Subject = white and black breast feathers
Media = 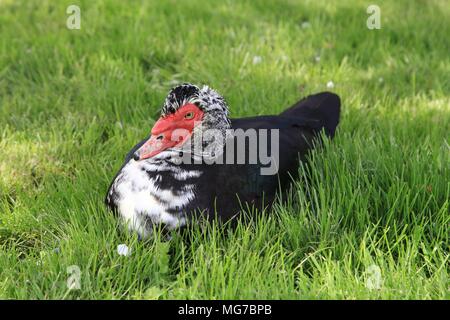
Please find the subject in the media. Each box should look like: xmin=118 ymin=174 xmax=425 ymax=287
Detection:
xmin=106 ymin=158 xmax=202 ymax=237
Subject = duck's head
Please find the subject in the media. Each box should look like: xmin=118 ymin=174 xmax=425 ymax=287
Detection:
xmin=134 ymin=83 xmax=231 ymax=161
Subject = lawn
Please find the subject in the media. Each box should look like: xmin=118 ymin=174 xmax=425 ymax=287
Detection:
xmin=0 ymin=0 xmax=449 ymax=299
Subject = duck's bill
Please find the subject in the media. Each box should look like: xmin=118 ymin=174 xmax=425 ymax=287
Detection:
xmin=133 ymin=134 xmax=178 ymax=161
xmin=134 ymin=129 xmax=192 ymax=161
xmin=134 ymin=112 xmax=197 ymax=161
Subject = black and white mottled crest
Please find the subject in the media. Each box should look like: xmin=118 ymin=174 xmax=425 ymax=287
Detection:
xmin=162 ymin=83 xmax=231 ymax=123
xmin=162 ymin=83 xmax=233 ymax=159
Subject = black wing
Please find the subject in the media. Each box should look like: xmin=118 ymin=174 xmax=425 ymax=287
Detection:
xmin=207 ymin=92 xmax=341 ymax=220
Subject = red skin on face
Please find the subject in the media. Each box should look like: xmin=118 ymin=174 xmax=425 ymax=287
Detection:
xmin=137 ymin=104 xmax=204 ymax=160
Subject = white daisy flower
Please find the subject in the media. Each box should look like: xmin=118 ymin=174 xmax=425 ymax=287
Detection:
xmin=117 ymin=244 xmax=131 ymax=256
xmin=252 ymin=56 xmax=262 ymax=65
xmin=301 ymin=21 xmax=311 ymax=29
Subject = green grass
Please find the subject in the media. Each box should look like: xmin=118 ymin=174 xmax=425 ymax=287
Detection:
xmin=0 ymin=0 xmax=449 ymax=299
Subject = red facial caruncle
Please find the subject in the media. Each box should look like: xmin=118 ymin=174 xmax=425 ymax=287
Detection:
xmin=135 ymin=104 xmax=204 ymax=160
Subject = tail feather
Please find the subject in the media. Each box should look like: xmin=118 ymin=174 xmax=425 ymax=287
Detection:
xmin=280 ymin=92 xmax=341 ymax=138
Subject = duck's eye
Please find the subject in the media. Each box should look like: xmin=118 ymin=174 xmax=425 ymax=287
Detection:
xmin=184 ymin=112 xmax=195 ymax=119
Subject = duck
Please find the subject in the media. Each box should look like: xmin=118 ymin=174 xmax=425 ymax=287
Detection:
xmin=105 ymin=83 xmax=340 ymax=238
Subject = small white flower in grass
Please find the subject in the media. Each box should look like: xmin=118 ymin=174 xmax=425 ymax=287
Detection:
xmin=117 ymin=244 xmax=131 ymax=256
xmin=279 ymin=54 xmax=289 ymax=62
xmin=314 ymin=55 xmax=321 ymax=63
xmin=365 ymin=264 xmax=383 ymax=290
xmin=326 ymin=81 xmax=335 ymax=89
xmin=252 ymin=56 xmax=262 ymax=65
xmin=301 ymin=21 xmax=311 ymax=29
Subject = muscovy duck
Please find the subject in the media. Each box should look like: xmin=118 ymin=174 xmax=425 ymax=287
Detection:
xmin=105 ymin=84 xmax=340 ymax=238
